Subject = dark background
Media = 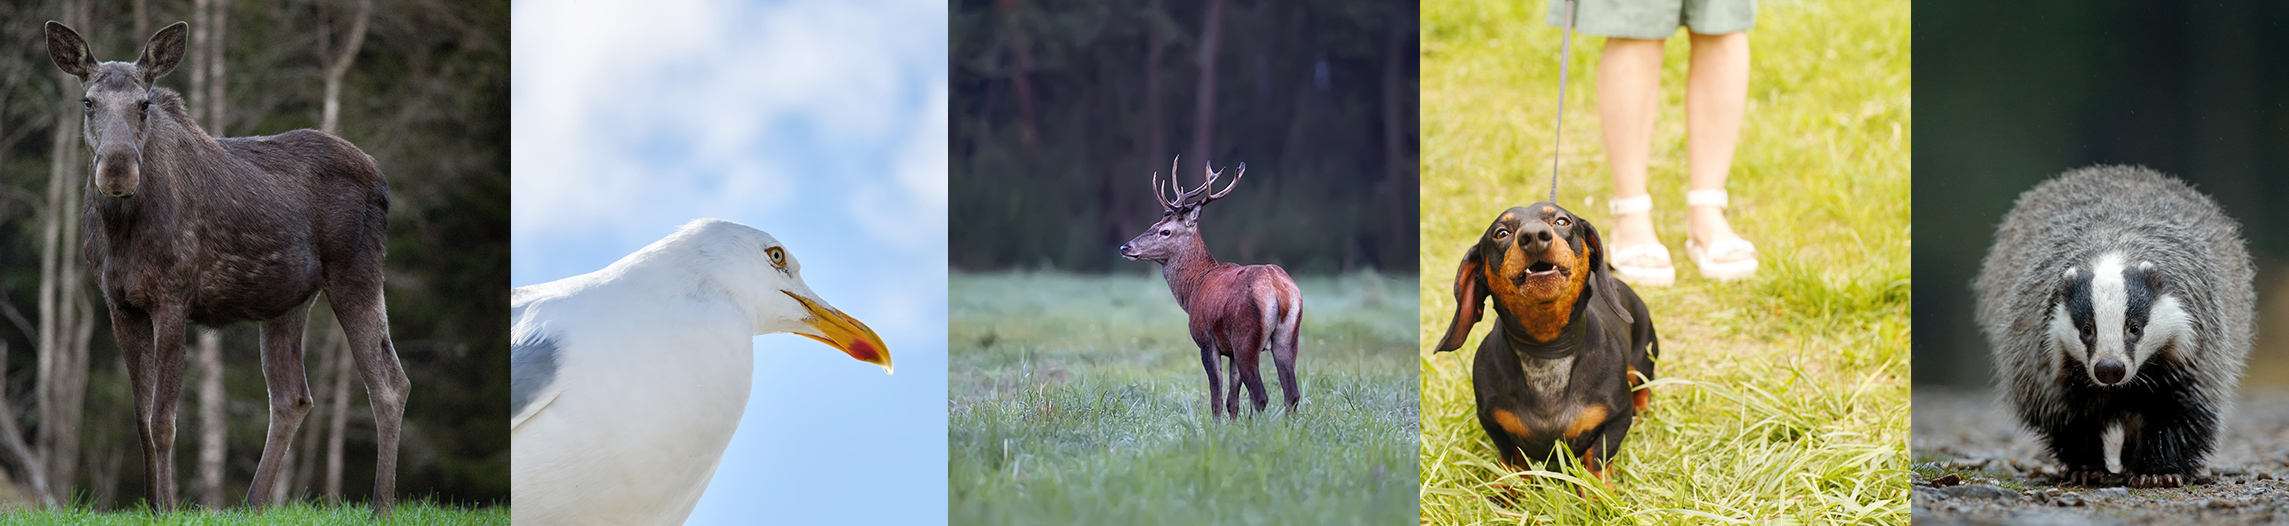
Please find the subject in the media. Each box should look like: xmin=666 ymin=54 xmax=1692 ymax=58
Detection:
xmin=0 ymin=0 xmax=505 ymax=509
xmin=951 ymin=0 xmax=1418 ymax=273
xmin=1915 ymin=0 xmax=2289 ymax=388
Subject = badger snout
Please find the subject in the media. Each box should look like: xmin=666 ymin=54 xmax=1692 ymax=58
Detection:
xmin=2093 ymin=359 xmax=2127 ymax=385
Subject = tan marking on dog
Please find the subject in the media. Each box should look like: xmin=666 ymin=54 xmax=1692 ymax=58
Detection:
xmin=1492 ymin=408 xmax=1533 ymax=438
xmin=1564 ymin=404 xmax=1609 ymax=439
xmin=1489 ymin=232 xmax=1587 ymax=342
xmin=1628 ymin=365 xmax=1651 ymax=410
xmin=1543 ymin=205 xmax=1556 ymax=214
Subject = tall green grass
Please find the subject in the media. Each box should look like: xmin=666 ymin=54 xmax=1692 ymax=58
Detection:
xmin=0 ymin=501 xmax=505 ymax=526
xmin=950 ymin=272 xmax=1418 ymax=525
xmin=1420 ymin=0 xmax=1909 ymax=523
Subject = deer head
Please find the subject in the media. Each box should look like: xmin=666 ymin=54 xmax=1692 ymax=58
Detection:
xmin=1119 ymin=156 xmax=1244 ymax=263
xmin=47 ymin=21 xmax=188 ymax=198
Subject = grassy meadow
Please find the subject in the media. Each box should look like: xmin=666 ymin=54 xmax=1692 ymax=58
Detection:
xmin=1419 ymin=0 xmax=1910 ymax=523
xmin=0 ymin=501 xmax=505 ymax=525
xmin=948 ymin=272 xmax=1418 ymax=525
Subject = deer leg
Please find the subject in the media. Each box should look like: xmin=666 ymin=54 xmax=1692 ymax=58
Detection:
xmin=328 ymin=280 xmax=409 ymax=518
xmin=146 ymin=305 xmax=191 ymax=511
xmin=1199 ymin=344 xmax=1223 ymax=419
xmin=1224 ymin=352 xmax=1243 ymax=418
xmin=246 ymin=304 xmax=313 ymax=507
xmin=108 ymin=306 xmax=161 ymax=513
xmin=1237 ymin=349 xmax=1269 ymax=414
xmin=1273 ymin=301 xmax=1302 ymax=410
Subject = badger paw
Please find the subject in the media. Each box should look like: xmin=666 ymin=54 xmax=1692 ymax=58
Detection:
xmin=2129 ymin=473 xmax=2185 ymax=488
xmin=2062 ymin=470 xmax=2110 ymax=487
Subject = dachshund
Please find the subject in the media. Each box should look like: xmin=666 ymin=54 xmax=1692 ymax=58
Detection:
xmin=1434 ymin=202 xmax=1660 ymax=486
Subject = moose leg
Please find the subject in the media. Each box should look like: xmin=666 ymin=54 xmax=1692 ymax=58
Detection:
xmin=246 ymin=304 xmax=313 ymax=507
xmin=107 ymin=306 xmax=163 ymax=512
xmin=1198 ymin=344 xmax=1223 ymax=419
xmin=327 ymin=282 xmax=409 ymax=518
xmin=146 ymin=305 xmax=192 ymax=511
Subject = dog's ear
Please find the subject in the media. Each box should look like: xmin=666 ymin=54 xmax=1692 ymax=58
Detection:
xmin=1577 ymin=216 xmax=1635 ymax=325
xmin=1435 ymin=245 xmax=1490 ymax=352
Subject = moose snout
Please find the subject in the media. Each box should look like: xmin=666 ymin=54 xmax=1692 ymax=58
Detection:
xmin=93 ymin=155 xmax=139 ymax=198
xmin=2093 ymin=359 xmax=2127 ymax=385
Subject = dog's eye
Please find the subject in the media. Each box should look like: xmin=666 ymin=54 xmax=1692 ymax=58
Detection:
xmin=1555 ymin=217 xmax=1571 ymax=227
xmin=1493 ymin=229 xmax=1509 ymax=240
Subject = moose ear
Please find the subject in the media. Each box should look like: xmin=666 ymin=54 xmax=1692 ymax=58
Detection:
xmin=135 ymin=22 xmax=189 ymax=84
xmin=45 ymin=21 xmax=96 ymax=81
xmin=1435 ymin=246 xmax=1490 ymax=352
xmin=1577 ymin=216 xmax=1635 ymax=325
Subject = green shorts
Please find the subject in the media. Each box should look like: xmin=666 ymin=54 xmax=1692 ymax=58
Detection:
xmin=1548 ymin=0 xmax=1756 ymax=40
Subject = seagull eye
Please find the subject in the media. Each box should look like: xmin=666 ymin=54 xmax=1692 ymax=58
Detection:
xmin=766 ymin=246 xmax=786 ymax=267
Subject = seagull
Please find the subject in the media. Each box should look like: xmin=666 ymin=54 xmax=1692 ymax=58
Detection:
xmin=510 ymin=219 xmax=890 ymax=526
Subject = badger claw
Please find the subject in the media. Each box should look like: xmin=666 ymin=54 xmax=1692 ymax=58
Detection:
xmin=2129 ymin=473 xmax=2185 ymax=488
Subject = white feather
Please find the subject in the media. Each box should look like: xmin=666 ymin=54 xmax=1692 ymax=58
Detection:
xmin=511 ymin=219 xmax=844 ymax=526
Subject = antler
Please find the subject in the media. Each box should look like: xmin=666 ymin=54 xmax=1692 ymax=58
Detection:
xmin=1151 ymin=156 xmax=1181 ymax=211
xmin=1189 ymin=161 xmax=1245 ymax=207
xmin=1153 ymin=156 xmax=1247 ymax=210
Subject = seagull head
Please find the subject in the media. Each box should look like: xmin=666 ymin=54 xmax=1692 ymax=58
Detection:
xmin=663 ymin=219 xmax=893 ymax=374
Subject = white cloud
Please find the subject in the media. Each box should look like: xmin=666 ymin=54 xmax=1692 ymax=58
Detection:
xmin=511 ymin=0 xmax=945 ymax=247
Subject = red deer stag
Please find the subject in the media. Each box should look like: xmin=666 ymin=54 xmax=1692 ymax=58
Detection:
xmin=46 ymin=21 xmax=407 ymax=516
xmin=1119 ymin=158 xmax=1303 ymax=418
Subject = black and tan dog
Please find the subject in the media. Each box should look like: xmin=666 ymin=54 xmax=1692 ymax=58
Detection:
xmin=1435 ymin=202 xmax=1659 ymax=486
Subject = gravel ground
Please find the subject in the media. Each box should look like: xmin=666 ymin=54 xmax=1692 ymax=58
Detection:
xmin=1912 ymin=388 xmax=2289 ymax=525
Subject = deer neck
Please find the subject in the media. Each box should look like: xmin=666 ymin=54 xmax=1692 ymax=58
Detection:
xmin=1159 ymin=235 xmax=1224 ymax=309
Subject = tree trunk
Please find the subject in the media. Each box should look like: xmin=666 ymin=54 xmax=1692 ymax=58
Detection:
xmin=194 ymin=330 xmax=224 ymax=509
xmin=0 ymin=342 xmax=54 ymax=508
xmin=322 ymin=0 xmax=373 ymax=135
xmin=207 ymin=0 xmax=231 ymax=136
xmin=38 ymin=1 xmax=91 ymax=501
xmin=1187 ymin=0 xmax=1226 ymax=175
xmin=996 ymin=0 xmax=1038 ymax=147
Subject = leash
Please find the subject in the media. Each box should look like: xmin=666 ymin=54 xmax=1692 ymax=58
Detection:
xmin=1549 ymin=0 xmax=1577 ymax=202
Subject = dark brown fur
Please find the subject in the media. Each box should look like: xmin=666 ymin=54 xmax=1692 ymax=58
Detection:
xmin=1120 ymin=160 xmax=1303 ymax=418
xmin=48 ymin=21 xmax=408 ymax=516
xmin=1435 ymin=203 xmax=1658 ymax=487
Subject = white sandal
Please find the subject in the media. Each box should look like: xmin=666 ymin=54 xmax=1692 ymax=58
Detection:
xmin=1684 ymin=189 xmax=1758 ymax=280
xmin=1605 ymin=195 xmax=1674 ymax=287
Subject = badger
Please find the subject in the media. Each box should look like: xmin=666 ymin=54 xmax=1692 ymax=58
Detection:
xmin=1974 ymin=165 xmax=2255 ymax=488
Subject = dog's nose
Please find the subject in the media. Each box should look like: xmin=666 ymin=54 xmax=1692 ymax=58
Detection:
xmin=1518 ymin=222 xmax=1555 ymax=254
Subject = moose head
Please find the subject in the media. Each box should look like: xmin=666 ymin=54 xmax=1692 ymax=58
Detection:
xmin=46 ymin=21 xmax=188 ymax=198
xmin=1120 ymin=157 xmax=1245 ymax=263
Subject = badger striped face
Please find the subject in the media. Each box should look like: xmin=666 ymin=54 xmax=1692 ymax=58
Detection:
xmin=2047 ymin=253 xmax=2192 ymax=387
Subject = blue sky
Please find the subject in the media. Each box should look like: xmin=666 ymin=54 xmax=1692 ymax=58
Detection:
xmin=509 ymin=0 xmax=947 ymax=524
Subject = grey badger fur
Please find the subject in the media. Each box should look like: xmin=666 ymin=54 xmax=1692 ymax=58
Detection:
xmin=1975 ymin=165 xmax=2254 ymax=489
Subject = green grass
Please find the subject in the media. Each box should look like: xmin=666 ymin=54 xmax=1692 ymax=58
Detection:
xmin=949 ymin=272 xmax=1419 ymax=525
xmin=0 ymin=501 xmax=505 ymax=525
xmin=1419 ymin=0 xmax=1909 ymax=523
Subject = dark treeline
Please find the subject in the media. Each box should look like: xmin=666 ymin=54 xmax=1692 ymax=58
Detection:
xmin=951 ymin=0 xmax=1418 ymax=273
xmin=0 ymin=0 xmax=505 ymax=510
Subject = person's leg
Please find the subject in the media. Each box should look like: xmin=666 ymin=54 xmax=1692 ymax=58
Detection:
xmin=1599 ymin=37 xmax=1666 ymax=260
xmin=1684 ymin=30 xmax=1751 ymax=262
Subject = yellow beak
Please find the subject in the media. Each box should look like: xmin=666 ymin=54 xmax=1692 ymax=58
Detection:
xmin=783 ymin=290 xmax=892 ymax=374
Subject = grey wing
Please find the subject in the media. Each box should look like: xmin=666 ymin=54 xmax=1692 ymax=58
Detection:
xmin=510 ymin=304 xmax=564 ymax=430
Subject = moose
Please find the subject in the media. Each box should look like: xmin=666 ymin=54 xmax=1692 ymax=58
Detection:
xmin=1119 ymin=158 xmax=1303 ymax=418
xmin=45 ymin=21 xmax=407 ymax=515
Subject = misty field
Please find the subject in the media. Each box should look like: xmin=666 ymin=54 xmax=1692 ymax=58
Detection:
xmin=948 ymin=272 xmax=1418 ymax=525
